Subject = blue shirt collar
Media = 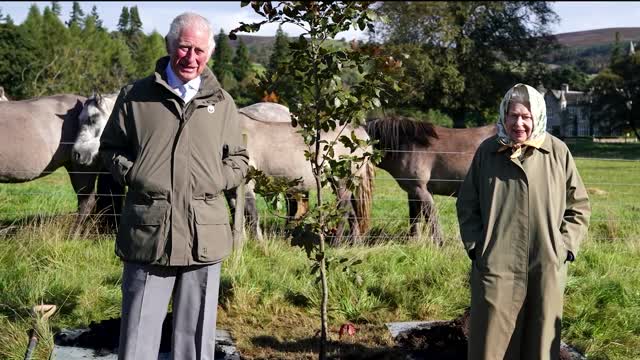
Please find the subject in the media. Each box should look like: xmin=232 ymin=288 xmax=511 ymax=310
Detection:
xmin=165 ymin=62 xmax=201 ymax=93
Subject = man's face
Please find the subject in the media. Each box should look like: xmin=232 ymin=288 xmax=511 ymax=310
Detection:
xmin=505 ymin=102 xmax=533 ymax=143
xmin=169 ymin=26 xmax=211 ymax=82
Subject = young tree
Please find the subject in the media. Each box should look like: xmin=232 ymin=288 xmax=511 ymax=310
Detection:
xmin=232 ymin=2 xmax=398 ymax=358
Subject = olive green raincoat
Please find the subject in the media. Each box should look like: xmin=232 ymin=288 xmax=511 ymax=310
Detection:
xmin=456 ymin=84 xmax=590 ymax=359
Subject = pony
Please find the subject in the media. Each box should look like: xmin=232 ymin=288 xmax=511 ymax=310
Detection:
xmin=0 ymin=94 xmax=103 ymax=226
xmin=365 ymin=116 xmax=497 ymax=244
xmin=78 ymin=98 xmax=374 ymax=243
xmin=72 ymin=93 xmax=124 ymax=229
xmin=236 ymin=103 xmax=375 ymax=243
xmin=0 ymin=86 xmax=7 ymax=101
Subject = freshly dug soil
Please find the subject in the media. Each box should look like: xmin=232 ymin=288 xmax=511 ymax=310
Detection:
xmin=394 ymin=309 xmax=578 ymax=360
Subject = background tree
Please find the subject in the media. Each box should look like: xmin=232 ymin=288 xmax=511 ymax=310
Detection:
xmin=50 ymin=1 xmax=61 ymax=17
xmin=88 ymin=5 xmax=103 ymax=30
xmin=66 ymin=1 xmax=84 ymax=28
xmin=135 ymin=30 xmax=166 ymax=77
xmin=212 ymin=29 xmax=236 ymax=91
xmin=373 ymin=1 xmax=559 ymax=127
xmin=263 ymin=25 xmax=297 ymax=105
xmin=233 ymin=38 xmax=251 ymax=81
xmin=117 ymin=6 xmax=129 ymax=34
xmin=591 ymin=51 xmax=640 ymax=140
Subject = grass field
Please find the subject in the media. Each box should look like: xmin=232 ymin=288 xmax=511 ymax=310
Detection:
xmin=0 ymin=141 xmax=639 ymax=359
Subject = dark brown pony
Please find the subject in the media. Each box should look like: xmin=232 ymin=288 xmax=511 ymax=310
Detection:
xmin=366 ymin=116 xmax=496 ymax=244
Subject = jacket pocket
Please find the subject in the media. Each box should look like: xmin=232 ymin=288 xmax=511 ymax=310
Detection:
xmin=554 ymin=229 xmax=569 ymax=268
xmin=192 ymin=198 xmax=233 ymax=263
xmin=116 ymin=203 xmax=170 ymax=263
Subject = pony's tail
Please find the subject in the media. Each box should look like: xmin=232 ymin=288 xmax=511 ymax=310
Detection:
xmin=355 ymin=160 xmax=375 ymax=235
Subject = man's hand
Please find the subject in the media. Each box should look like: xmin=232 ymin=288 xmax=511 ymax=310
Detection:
xmin=467 ymin=248 xmax=476 ymax=261
xmin=565 ymin=251 xmax=575 ymax=263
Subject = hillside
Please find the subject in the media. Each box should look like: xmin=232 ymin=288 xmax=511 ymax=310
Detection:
xmin=228 ymin=34 xmax=347 ymax=65
xmin=553 ymin=27 xmax=640 ymax=48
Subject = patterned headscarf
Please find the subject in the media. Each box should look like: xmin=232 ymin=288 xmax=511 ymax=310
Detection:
xmin=497 ymin=83 xmax=547 ymax=159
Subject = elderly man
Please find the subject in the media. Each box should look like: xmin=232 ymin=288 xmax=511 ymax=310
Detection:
xmin=99 ymin=12 xmax=248 ymax=360
xmin=456 ymin=83 xmax=590 ymax=359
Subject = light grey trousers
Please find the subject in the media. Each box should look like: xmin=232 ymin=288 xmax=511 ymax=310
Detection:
xmin=118 ymin=261 xmax=221 ymax=360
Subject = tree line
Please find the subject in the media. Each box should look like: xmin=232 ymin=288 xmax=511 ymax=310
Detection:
xmin=0 ymin=1 xmax=637 ymax=136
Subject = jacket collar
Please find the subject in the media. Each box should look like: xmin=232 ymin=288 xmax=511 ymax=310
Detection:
xmin=491 ymin=133 xmax=552 ymax=154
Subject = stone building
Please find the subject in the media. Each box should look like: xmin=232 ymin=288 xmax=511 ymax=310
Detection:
xmin=538 ymin=83 xmax=593 ymax=137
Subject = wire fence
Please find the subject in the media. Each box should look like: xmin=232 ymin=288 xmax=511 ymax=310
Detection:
xmin=1 ymin=151 xmax=638 ymax=244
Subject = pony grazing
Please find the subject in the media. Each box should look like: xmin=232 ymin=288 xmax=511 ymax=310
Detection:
xmin=0 ymin=94 xmax=102 ymax=223
xmin=237 ymin=103 xmax=375 ymax=243
xmin=366 ymin=116 xmax=497 ymax=244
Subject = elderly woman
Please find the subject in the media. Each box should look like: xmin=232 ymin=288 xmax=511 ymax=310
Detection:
xmin=456 ymin=83 xmax=591 ymax=359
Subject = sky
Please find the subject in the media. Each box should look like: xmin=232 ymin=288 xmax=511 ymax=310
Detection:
xmin=1 ymin=1 xmax=640 ymax=40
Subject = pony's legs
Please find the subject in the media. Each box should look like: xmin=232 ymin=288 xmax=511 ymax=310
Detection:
xmin=224 ymin=185 xmax=263 ymax=241
xmin=408 ymin=189 xmax=422 ymax=237
xmin=95 ymin=172 xmax=124 ymax=232
xmin=333 ymin=186 xmax=360 ymax=245
xmin=244 ymin=188 xmax=263 ymax=241
xmin=66 ymin=164 xmax=98 ymax=235
xmin=416 ymin=187 xmax=443 ymax=246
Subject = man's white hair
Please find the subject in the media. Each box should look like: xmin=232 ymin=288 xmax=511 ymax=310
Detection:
xmin=166 ymin=12 xmax=216 ymax=56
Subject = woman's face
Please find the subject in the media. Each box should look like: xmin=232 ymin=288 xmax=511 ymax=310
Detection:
xmin=505 ymin=102 xmax=533 ymax=143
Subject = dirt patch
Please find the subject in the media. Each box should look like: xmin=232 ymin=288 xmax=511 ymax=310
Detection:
xmin=393 ymin=309 xmax=582 ymax=360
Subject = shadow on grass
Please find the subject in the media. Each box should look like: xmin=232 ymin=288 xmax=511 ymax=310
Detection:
xmin=250 ymin=335 xmax=408 ymax=359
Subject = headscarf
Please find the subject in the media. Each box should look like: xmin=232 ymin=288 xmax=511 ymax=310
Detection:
xmin=497 ymin=84 xmax=547 ymax=159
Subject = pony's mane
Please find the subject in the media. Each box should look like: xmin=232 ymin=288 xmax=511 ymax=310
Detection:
xmin=365 ymin=116 xmax=438 ymax=156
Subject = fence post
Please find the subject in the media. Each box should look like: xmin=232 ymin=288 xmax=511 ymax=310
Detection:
xmin=233 ymin=132 xmax=248 ymax=250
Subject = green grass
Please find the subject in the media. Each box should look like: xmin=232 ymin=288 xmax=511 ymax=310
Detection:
xmin=0 ymin=151 xmax=639 ymax=359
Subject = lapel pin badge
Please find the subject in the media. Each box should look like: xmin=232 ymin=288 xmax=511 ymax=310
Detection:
xmin=207 ymin=105 xmax=215 ymax=114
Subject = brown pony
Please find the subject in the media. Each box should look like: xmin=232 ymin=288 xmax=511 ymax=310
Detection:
xmin=365 ymin=116 xmax=496 ymax=244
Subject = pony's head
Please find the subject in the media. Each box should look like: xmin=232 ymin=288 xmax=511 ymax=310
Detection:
xmin=72 ymin=93 xmax=117 ymax=166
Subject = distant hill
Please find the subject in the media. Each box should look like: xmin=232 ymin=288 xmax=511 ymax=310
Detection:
xmin=543 ymin=28 xmax=640 ymax=74
xmin=553 ymin=27 xmax=640 ymax=48
xmin=227 ymin=34 xmax=348 ymax=65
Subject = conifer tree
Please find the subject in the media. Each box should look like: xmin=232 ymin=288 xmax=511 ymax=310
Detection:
xmin=117 ymin=6 xmax=129 ymax=34
xmin=233 ymin=38 xmax=251 ymax=81
xmin=67 ymin=1 xmax=84 ymax=28
xmin=212 ymin=29 xmax=234 ymax=82
xmin=268 ymin=25 xmax=290 ymax=73
xmin=129 ymin=6 xmax=143 ymax=35
xmin=51 ymin=1 xmax=61 ymax=17
xmin=88 ymin=5 xmax=103 ymax=30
